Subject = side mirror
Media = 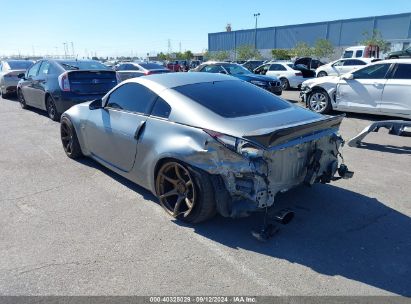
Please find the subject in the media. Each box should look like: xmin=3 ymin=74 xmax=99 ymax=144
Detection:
xmin=342 ymin=73 xmax=354 ymax=80
xmin=17 ymin=73 xmax=25 ymax=79
xmin=218 ymin=70 xmax=227 ymax=74
xmin=89 ymin=98 xmax=102 ymax=110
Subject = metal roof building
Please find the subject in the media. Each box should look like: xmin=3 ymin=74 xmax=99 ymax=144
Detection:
xmin=208 ymin=12 xmax=411 ymax=58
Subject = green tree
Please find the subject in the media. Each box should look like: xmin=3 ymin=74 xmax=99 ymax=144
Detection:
xmin=236 ymin=45 xmax=261 ymax=60
xmin=157 ymin=52 xmax=168 ymax=61
xmin=271 ymin=49 xmax=293 ymax=60
xmin=313 ymin=39 xmax=334 ymax=59
xmin=361 ymin=29 xmax=390 ymax=53
xmin=203 ymin=50 xmax=210 ymax=61
xmin=183 ymin=50 xmax=194 ymax=60
xmin=292 ymin=42 xmax=314 ymax=58
xmin=209 ymin=51 xmax=230 ymax=61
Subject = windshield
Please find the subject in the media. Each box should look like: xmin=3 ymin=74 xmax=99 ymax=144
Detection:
xmin=221 ymin=64 xmax=252 ymax=75
xmin=59 ymin=60 xmax=109 ymax=71
xmin=343 ymin=51 xmax=354 ymax=58
xmin=7 ymin=60 xmax=33 ymax=70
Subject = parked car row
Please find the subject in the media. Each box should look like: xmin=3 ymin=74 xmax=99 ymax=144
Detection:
xmin=190 ymin=61 xmax=282 ymax=95
xmin=114 ymin=62 xmax=170 ymax=82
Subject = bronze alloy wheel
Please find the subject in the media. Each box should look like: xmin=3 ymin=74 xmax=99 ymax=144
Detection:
xmin=156 ymin=162 xmax=196 ymax=218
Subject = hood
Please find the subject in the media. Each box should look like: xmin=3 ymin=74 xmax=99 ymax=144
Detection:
xmin=387 ymin=50 xmax=403 ymax=56
xmin=235 ymin=73 xmax=279 ymax=82
xmin=302 ymin=75 xmax=339 ymax=88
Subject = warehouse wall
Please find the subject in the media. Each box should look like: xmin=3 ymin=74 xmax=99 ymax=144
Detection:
xmin=208 ymin=12 xmax=411 ymax=53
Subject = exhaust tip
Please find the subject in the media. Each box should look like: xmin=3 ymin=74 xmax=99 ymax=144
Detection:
xmin=273 ymin=209 xmax=295 ymax=225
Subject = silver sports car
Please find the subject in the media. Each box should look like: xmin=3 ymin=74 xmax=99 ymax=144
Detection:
xmin=60 ymin=73 xmax=352 ymax=223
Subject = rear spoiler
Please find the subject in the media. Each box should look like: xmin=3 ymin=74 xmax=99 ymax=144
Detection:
xmin=243 ymin=114 xmax=345 ymax=148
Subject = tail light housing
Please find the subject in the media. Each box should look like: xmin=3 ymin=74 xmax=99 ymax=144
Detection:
xmin=295 ymin=72 xmax=303 ymax=76
xmin=58 ymin=72 xmax=70 ymax=92
xmin=203 ymin=129 xmax=263 ymax=158
xmin=144 ymin=71 xmax=153 ymax=75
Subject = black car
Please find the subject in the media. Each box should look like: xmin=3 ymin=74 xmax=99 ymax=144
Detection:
xmin=17 ymin=59 xmax=118 ymax=121
xmin=242 ymin=60 xmax=265 ymax=72
xmin=192 ymin=62 xmax=282 ymax=95
xmin=114 ymin=62 xmax=171 ymax=82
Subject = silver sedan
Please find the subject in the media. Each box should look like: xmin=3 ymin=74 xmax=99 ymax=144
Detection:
xmin=60 ymin=73 xmax=352 ymax=223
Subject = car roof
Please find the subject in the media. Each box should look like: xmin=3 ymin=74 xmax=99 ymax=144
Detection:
xmin=125 ymin=72 xmax=239 ymax=91
xmin=378 ymin=58 xmax=411 ymax=64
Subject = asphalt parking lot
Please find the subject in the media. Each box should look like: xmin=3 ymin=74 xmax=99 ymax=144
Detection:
xmin=0 ymin=91 xmax=410 ymax=296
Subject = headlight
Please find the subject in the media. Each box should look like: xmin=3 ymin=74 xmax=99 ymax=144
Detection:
xmin=250 ymin=80 xmax=267 ymax=86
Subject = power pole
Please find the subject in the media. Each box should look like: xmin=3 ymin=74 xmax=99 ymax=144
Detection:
xmin=167 ymin=39 xmax=172 ymax=54
xmin=71 ymin=42 xmax=75 ymax=57
xmin=253 ymin=13 xmax=260 ymax=50
xmin=63 ymin=43 xmax=67 ymax=58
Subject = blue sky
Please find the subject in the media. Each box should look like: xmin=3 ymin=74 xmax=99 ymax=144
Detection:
xmin=1 ymin=0 xmax=411 ymax=57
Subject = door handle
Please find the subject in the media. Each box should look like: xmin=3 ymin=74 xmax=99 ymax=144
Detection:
xmin=134 ymin=121 xmax=146 ymax=140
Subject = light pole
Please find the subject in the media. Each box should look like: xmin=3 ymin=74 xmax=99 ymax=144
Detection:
xmin=253 ymin=13 xmax=260 ymax=50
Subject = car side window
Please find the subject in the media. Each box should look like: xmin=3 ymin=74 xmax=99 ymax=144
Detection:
xmin=106 ymin=83 xmax=157 ymax=114
xmin=355 ymin=50 xmax=363 ymax=58
xmin=270 ymin=64 xmax=286 ymax=71
xmin=201 ymin=65 xmax=223 ymax=73
xmin=27 ymin=62 xmax=41 ymax=78
xmin=392 ymin=64 xmax=411 ymax=79
xmin=333 ymin=60 xmax=344 ymax=67
xmin=269 ymin=64 xmax=278 ymax=71
xmin=344 ymin=59 xmax=366 ymax=66
xmin=38 ymin=61 xmax=50 ymax=77
xmin=125 ymin=64 xmax=139 ymax=70
xmin=150 ymin=97 xmax=171 ymax=119
xmin=352 ymin=64 xmax=391 ymax=79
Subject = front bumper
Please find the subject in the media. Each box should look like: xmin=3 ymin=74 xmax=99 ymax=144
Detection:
xmin=265 ymin=84 xmax=282 ymax=96
xmin=300 ymin=85 xmax=312 ymax=106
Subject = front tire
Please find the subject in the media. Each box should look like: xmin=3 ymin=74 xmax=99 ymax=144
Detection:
xmin=60 ymin=117 xmax=83 ymax=159
xmin=308 ymin=89 xmax=332 ymax=114
xmin=46 ymin=95 xmax=60 ymax=121
xmin=17 ymin=89 xmax=27 ymax=109
xmin=155 ymin=161 xmax=216 ymax=223
xmin=317 ymin=71 xmax=328 ymax=77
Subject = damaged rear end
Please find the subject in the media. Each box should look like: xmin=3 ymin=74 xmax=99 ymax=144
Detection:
xmin=205 ymin=115 xmax=353 ymax=218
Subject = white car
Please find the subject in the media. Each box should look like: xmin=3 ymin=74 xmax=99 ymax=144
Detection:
xmin=300 ymin=59 xmax=411 ymax=118
xmin=254 ymin=62 xmax=312 ymax=90
xmin=315 ymin=58 xmax=373 ymax=77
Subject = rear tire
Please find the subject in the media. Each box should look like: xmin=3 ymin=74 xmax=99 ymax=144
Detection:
xmin=308 ymin=89 xmax=332 ymax=114
xmin=155 ymin=161 xmax=216 ymax=224
xmin=60 ymin=117 xmax=83 ymax=159
xmin=317 ymin=71 xmax=328 ymax=77
xmin=280 ymin=78 xmax=290 ymax=90
xmin=46 ymin=95 xmax=60 ymax=121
